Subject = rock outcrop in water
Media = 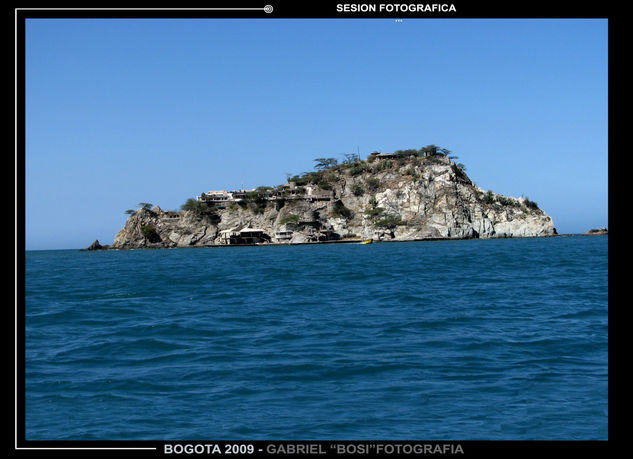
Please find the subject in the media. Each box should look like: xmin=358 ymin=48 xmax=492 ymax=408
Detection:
xmin=583 ymin=227 xmax=608 ymax=235
xmin=80 ymin=239 xmax=110 ymax=251
xmin=107 ymin=149 xmax=556 ymax=249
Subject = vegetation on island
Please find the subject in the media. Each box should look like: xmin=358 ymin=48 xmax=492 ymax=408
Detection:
xmin=140 ymin=224 xmax=161 ymax=243
xmin=330 ymin=200 xmax=353 ymax=219
xmin=284 ymin=144 xmax=451 ymax=188
xmin=280 ymin=214 xmax=301 ymax=225
xmin=474 ymin=188 xmax=540 ymax=212
xmin=181 ymin=197 xmax=221 ymax=222
xmin=123 ymin=144 xmax=541 ymax=233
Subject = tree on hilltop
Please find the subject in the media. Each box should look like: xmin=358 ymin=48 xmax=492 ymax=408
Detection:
xmin=342 ymin=153 xmax=361 ymax=164
xmin=314 ymin=157 xmax=338 ymax=171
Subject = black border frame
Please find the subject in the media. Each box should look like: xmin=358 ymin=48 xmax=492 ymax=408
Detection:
xmin=15 ymin=3 xmax=613 ymax=456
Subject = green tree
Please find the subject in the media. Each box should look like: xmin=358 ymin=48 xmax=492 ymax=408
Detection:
xmin=331 ymin=200 xmax=352 ymax=219
xmin=483 ymin=190 xmax=495 ymax=204
xmin=366 ymin=178 xmax=381 ymax=191
xmin=280 ymin=214 xmax=301 ymax=225
xmin=181 ymin=198 xmax=199 ymax=212
xmin=140 ymin=225 xmax=161 ymax=243
xmin=181 ymin=198 xmax=221 ymax=222
xmin=314 ymin=157 xmax=338 ymax=171
xmin=523 ymin=196 xmax=539 ymax=210
xmin=365 ymin=207 xmax=385 ymax=217
xmin=349 ymin=162 xmax=369 ymax=176
xmin=374 ymin=214 xmax=405 ymax=229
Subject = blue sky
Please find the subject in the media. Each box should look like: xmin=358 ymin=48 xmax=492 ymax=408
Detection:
xmin=24 ymin=18 xmax=608 ymax=250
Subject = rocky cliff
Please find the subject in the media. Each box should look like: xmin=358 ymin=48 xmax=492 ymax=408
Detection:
xmin=109 ymin=153 xmax=556 ymax=249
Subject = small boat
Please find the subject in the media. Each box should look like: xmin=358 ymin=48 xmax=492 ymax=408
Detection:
xmin=361 ymin=239 xmax=373 ymax=244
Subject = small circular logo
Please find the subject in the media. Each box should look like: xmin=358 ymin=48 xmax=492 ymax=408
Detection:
xmin=264 ymin=5 xmax=273 ymax=14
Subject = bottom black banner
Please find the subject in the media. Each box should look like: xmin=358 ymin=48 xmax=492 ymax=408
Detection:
xmin=12 ymin=440 xmax=608 ymax=457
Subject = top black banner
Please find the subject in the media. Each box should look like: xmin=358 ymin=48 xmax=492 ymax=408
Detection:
xmin=15 ymin=2 xmax=611 ymax=19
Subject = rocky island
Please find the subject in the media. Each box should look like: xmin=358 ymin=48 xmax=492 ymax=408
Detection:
xmin=103 ymin=146 xmax=557 ymax=250
xmin=582 ymin=227 xmax=608 ymax=236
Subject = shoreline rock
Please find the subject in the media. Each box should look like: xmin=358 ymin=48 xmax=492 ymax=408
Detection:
xmin=80 ymin=239 xmax=110 ymax=251
xmin=86 ymin=234 xmax=569 ymax=252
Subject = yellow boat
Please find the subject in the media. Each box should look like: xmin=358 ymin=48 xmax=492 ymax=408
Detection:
xmin=361 ymin=239 xmax=373 ymax=244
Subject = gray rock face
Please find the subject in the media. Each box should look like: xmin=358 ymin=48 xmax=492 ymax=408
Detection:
xmin=110 ymin=155 xmax=556 ymax=249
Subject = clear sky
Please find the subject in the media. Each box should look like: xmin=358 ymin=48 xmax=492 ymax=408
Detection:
xmin=24 ymin=18 xmax=608 ymax=250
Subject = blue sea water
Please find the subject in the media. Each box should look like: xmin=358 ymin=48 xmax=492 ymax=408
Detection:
xmin=24 ymin=236 xmax=608 ymax=440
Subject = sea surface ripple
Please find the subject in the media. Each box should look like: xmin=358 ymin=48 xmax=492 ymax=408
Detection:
xmin=24 ymin=236 xmax=608 ymax=440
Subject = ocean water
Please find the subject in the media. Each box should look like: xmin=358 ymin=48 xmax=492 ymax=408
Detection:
xmin=24 ymin=236 xmax=608 ymax=440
